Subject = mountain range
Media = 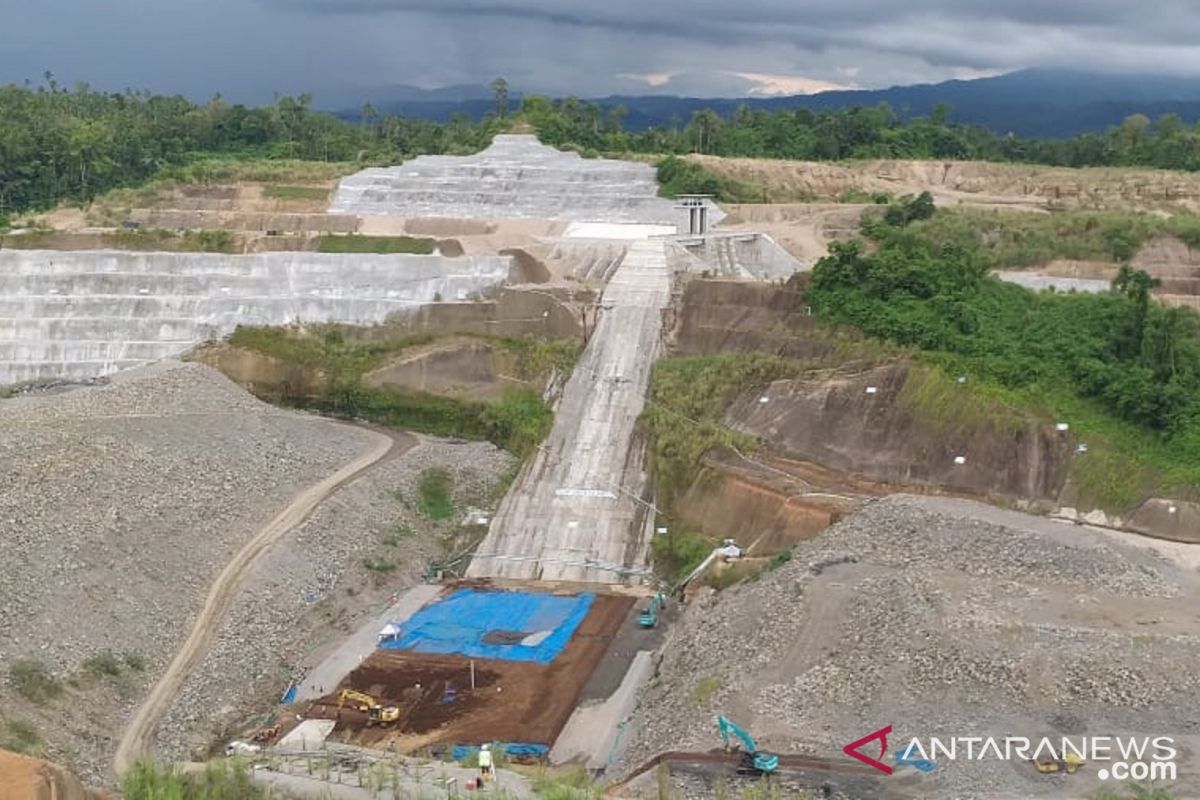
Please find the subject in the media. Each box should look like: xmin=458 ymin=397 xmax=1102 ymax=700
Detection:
xmin=329 ymin=69 xmax=1200 ymax=139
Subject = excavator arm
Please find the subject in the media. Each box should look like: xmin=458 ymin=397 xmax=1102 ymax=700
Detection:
xmin=716 ymin=716 xmax=779 ymax=775
xmin=717 ymin=716 xmax=759 ymax=754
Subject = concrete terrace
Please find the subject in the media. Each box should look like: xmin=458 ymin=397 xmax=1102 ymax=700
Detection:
xmin=330 ymin=135 xmax=683 ymax=224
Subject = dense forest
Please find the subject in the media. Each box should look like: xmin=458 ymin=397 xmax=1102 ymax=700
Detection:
xmin=7 ymin=77 xmax=1200 ymax=217
xmin=807 ymin=196 xmax=1200 ymax=473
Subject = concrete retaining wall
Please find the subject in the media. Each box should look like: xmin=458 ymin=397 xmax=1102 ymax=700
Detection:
xmin=668 ymin=232 xmax=803 ymax=280
xmin=0 ymin=250 xmax=512 ymax=385
xmin=330 ymin=135 xmax=684 ymax=225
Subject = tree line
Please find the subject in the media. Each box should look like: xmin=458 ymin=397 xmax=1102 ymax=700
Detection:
xmin=6 ymin=75 xmax=1200 ymax=217
xmin=807 ymin=198 xmax=1200 ymax=435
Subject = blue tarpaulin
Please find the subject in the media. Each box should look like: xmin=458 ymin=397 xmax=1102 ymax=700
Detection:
xmin=280 ymin=682 xmax=297 ymax=704
xmin=451 ymin=743 xmax=550 ymax=761
xmin=380 ymin=588 xmax=595 ymax=664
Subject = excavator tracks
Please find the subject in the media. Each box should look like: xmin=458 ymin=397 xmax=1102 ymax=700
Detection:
xmin=608 ymin=748 xmax=886 ymax=796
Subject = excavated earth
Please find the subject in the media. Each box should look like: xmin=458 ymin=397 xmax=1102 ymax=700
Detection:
xmin=622 ymin=495 xmax=1200 ymax=799
xmin=692 ymin=155 xmax=1200 ymax=212
xmin=154 ymin=437 xmax=515 ymax=763
xmin=0 ymin=362 xmax=511 ymax=784
xmin=299 ymin=592 xmax=634 ymax=755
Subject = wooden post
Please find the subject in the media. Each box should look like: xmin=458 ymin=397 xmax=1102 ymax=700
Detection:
xmin=470 ymin=660 xmax=476 ymax=690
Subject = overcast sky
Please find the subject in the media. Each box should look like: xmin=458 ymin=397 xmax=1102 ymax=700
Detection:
xmin=4 ymin=0 xmax=1200 ymax=105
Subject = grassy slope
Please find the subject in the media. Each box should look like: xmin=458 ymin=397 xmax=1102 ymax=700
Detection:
xmin=316 ymin=234 xmax=436 ymax=255
xmin=909 ymin=207 xmax=1200 ymax=269
xmin=226 ymin=325 xmax=578 ymax=459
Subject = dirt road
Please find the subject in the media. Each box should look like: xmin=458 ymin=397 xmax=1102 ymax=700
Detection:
xmin=112 ymin=424 xmax=397 ymax=775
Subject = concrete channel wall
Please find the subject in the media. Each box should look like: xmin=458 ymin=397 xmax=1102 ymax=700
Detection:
xmin=666 ymin=232 xmax=804 ymax=280
xmin=0 ymin=250 xmax=513 ymax=385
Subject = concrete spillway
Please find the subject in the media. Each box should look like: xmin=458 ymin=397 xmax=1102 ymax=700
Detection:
xmin=0 ymin=250 xmax=512 ymax=385
xmin=468 ymin=238 xmax=669 ymax=583
xmin=330 ymin=135 xmax=684 ymax=225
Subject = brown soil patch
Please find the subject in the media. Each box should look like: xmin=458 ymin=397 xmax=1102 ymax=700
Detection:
xmin=693 ymin=155 xmax=1200 ymax=213
xmin=668 ymin=278 xmax=825 ymax=358
xmin=404 ymin=218 xmax=497 ymax=237
xmin=363 ymin=338 xmax=530 ymax=400
xmin=501 ymin=247 xmax=552 ymax=284
xmin=0 ymin=752 xmax=104 ymax=800
xmin=191 ymin=344 xmax=324 ymax=398
xmin=714 ymin=203 xmax=867 ymax=263
xmin=305 ymin=593 xmax=634 ymax=751
xmin=727 ymin=363 xmax=1071 ymax=506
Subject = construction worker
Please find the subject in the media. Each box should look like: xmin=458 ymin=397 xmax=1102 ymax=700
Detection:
xmin=478 ymin=743 xmax=494 ymax=783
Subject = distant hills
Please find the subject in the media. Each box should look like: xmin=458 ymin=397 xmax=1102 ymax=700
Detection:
xmin=331 ymin=69 xmax=1200 ymax=139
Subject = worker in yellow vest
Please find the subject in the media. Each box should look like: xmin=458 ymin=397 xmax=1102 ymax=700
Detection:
xmin=478 ymin=743 xmax=495 ymax=783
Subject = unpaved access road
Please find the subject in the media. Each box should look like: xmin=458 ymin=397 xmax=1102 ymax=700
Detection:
xmin=112 ymin=425 xmax=398 ymax=775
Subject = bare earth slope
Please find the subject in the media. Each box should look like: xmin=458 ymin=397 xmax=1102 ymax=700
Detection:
xmin=112 ymin=422 xmax=393 ymax=774
xmin=0 ymin=362 xmax=381 ymax=783
xmin=692 ymin=155 xmax=1200 ymax=212
xmin=625 ymin=495 xmax=1200 ymax=799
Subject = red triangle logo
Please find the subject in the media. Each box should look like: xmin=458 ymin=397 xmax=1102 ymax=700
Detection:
xmin=844 ymin=725 xmax=894 ymax=775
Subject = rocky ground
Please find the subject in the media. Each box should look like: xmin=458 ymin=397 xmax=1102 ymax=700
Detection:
xmin=622 ymin=495 xmax=1200 ymax=799
xmin=0 ymin=363 xmax=381 ymax=783
xmin=155 ymin=436 xmax=514 ymax=762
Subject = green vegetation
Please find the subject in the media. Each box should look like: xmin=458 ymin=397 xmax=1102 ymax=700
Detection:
xmin=642 ymin=353 xmax=801 ymax=504
xmin=316 ymin=234 xmax=436 ymax=255
xmin=838 ymin=187 xmax=892 ymax=204
xmin=8 ymin=658 xmax=62 ymax=703
xmin=261 ymin=184 xmax=328 ymax=201
xmin=82 ymin=650 xmax=124 ymax=678
xmin=0 ymin=79 xmax=499 ymax=215
xmin=498 ymin=336 xmax=583 ymax=380
xmin=881 ymin=190 xmax=936 ymax=228
xmin=362 ymin=557 xmax=397 ymax=573
xmin=690 ymin=674 xmax=723 ymax=708
xmin=123 ymin=652 xmax=147 ymax=672
xmin=806 ymin=206 xmax=1200 ymax=510
xmin=416 ymin=468 xmax=456 ymax=521
xmin=228 ymin=324 xmax=434 ymax=378
xmin=1095 ymin=786 xmax=1177 ymax=800
xmin=228 ymin=326 xmax=564 ymax=458
xmin=16 ymin=74 xmax=1200 ymax=218
xmin=902 ymin=206 xmax=1200 ymax=270
xmin=0 ymin=719 xmax=43 ymax=756
xmin=650 ymin=523 xmax=717 ymax=583
xmin=382 ymin=523 xmax=414 ymax=545
xmin=122 ymin=759 xmax=267 ymax=800
xmin=531 ymin=766 xmax=603 ymax=799
xmin=655 ymin=156 xmax=761 ymax=202
xmin=767 ymin=548 xmax=793 ymax=571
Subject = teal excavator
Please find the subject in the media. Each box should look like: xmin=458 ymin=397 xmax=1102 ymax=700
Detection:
xmin=717 ymin=716 xmax=780 ymax=775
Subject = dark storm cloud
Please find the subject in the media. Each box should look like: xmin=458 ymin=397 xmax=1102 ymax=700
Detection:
xmin=4 ymin=0 xmax=1200 ymax=103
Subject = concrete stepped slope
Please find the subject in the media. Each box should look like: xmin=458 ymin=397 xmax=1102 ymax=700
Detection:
xmin=330 ymin=135 xmax=683 ymax=224
xmin=0 ymin=250 xmax=511 ymax=385
xmin=468 ymin=239 xmax=669 ymax=583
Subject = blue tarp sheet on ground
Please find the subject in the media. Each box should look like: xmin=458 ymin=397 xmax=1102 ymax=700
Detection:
xmin=280 ymin=683 xmax=297 ymax=704
xmin=380 ymin=588 xmax=595 ymax=664
xmin=451 ymin=743 xmax=550 ymax=761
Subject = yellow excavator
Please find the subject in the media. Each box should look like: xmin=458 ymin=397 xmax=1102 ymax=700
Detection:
xmin=337 ymin=689 xmax=401 ymax=726
xmin=1032 ymin=753 xmax=1086 ymax=774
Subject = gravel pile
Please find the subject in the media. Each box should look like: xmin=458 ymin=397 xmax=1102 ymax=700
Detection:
xmin=155 ymin=437 xmax=514 ymax=761
xmin=0 ymin=362 xmax=381 ymax=784
xmin=622 ymin=495 xmax=1200 ymax=799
